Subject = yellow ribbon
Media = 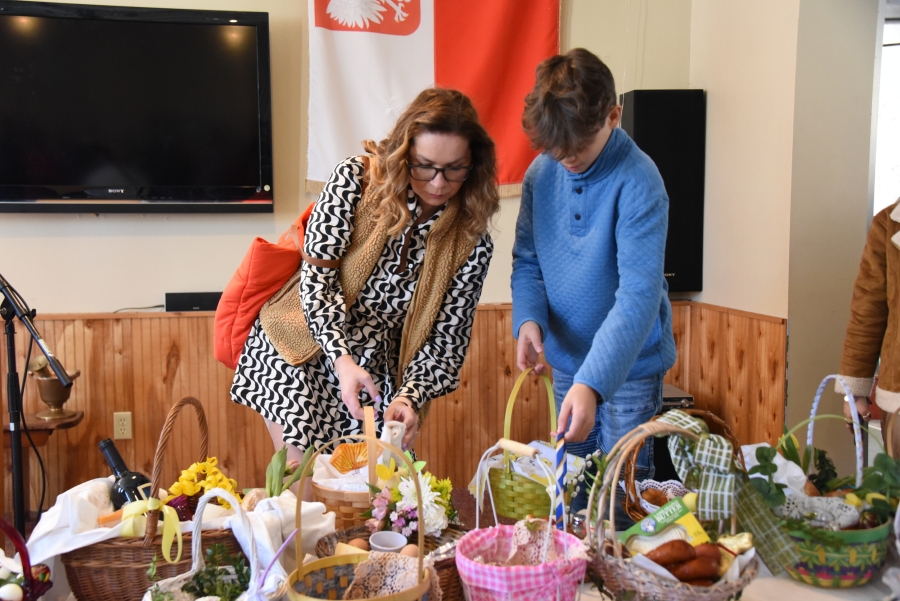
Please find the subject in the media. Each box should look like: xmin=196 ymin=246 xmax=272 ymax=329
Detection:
xmin=121 ymin=498 xmax=183 ymax=563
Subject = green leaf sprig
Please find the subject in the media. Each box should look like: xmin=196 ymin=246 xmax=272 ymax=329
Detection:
xmin=181 ymin=544 xmax=250 ymax=601
xmin=265 ymin=445 xmax=314 ymax=498
xmin=748 ymin=446 xmax=787 ymax=508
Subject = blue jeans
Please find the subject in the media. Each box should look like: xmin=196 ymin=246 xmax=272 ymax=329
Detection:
xmin=553 ymin=371 xmax=663 ymax=531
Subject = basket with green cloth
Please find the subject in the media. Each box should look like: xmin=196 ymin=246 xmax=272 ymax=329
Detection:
xmin=778 ymin=374 xmax=893 ymax=588
xmin=485 ymin=367 xmax=558 ymax=520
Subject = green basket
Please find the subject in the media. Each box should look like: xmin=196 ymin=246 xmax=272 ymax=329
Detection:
xmin=786 ymin=521 xmax=892 ymax=588
xmin=489 ymin=368 xmax=558 ymax=520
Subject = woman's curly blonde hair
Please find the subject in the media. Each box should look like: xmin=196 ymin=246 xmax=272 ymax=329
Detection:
xmin=362 ymin=87 xmax=499 ymax=240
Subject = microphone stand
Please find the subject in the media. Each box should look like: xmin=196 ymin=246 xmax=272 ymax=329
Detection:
xmin=0 ymin=274 xmax=71 ymax=537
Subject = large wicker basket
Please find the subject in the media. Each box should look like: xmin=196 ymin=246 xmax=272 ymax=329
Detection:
xmin=60 ymin=397 xmax=243 ymax=601
xmin=310 ymin=406 xmax=379 ymax=530
xmin=587 ymin=420 xmax=758 ymax=601
xmin=488 ymin=367 xmax=558 ymax=520
xmin=315 ymin=524 xmax=467 ymax=601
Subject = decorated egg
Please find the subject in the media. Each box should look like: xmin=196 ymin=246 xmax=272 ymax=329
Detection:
xmin=31 ymin=564 xmax=51 ymax=583
xmin=0 ymin=583 xmax=23 ymax=601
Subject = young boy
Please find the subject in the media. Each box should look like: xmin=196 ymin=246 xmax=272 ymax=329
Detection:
xmin=512 ymin=48 xmax=676 ymax=519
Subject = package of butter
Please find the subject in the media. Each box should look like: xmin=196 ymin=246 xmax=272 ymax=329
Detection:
xmin=617 ymin=498 xmax=709 ymax=555
xmin=508 ymin=440 xmax=585 ymax=486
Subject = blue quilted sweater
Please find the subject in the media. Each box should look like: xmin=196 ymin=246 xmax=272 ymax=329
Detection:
xmin=511 ymin=128 xmax=676 ymax=401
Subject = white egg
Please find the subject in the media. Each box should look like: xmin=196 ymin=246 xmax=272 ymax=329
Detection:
xmin=0 ymin=582 xmax=23 ymax=601
xmin=0 ymin=567 xmax=10 ymax=580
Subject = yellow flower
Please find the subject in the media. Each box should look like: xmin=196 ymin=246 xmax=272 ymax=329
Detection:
xmin=166 ymin=456 xmax=241 ymax=510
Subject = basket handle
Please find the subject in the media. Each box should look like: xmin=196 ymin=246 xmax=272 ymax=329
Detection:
xmin=293 ymin=434 xmax=427 ymax=583
xmin=0 ymin=518 xmax=42 ymax=600
xmin=474 ymin=438 xmax=567 ymax=562
xmin=143 ymin=396 xmax=210 ymax=546
xmin=503 ymin=368 xmax=556 ymax=472
xmin=190 ymin=488 xmax=261 ymax=598
xmin=807 ymin=376 xmax=864 ymax=488
xmin=585 ymin=420 xmax=699 ymax=558
xmin=364 ymin=406 xmax=377 ymax=487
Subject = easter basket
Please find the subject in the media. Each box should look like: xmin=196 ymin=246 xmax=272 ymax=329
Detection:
xmin=486 ymin=368 xmax=558 ymax=520
xmin=586 ymin=418 xmax=758 ymax=601
xmin=0 ymin=518 xmax=53 ymax=601
xmin=310 ymin=407 xmax=380 ymax=531
xmin=776 ymin=375 xmax=893 ymax=589
xmin=315 ymin=524 xmax=467 ymax=601
xmin=140 ymin=488 xmax=284 ymax=601
xmin=455 ymin=438 xmax=588 ymax=601
xmin=60 ymin=397 xmax=243 ymax=601
xmin=622 ymin=409 xmax=746 ymax=522
xmin=288 ymin=435 xmax=436 ymax=601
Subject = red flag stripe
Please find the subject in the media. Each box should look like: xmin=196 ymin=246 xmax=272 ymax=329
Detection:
xmin=434 ymin=0 xmax=559 ymax=185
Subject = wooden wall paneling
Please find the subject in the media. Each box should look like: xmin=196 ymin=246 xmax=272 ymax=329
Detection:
xmin=665 ymin=301 xmax=691 ymax=391
xmin=2 ymin=303 xmax=785 ymax=523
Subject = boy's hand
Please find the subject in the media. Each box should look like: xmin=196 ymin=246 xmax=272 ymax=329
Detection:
xmin=334 ymin=354 xmax=380 ymax=420
xmin=557 ymin=383 xmax=599 ymax=442
xmin=517 ymin=321 xmax=546 ymax=375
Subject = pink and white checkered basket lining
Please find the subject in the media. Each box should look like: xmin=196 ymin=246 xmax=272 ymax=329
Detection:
xmin=455 ymin=526 xmax=587 ymax=601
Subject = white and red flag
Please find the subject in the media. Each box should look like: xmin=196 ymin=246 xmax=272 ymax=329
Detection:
xmin=307 ymin=0 xmax=559 ymax=191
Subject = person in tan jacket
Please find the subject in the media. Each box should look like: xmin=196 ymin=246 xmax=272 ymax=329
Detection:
xmin=838 ymin=198 xmax=900 ymax=453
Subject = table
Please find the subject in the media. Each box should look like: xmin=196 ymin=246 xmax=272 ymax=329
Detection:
xmin=578 ymin=557 xmax=898 ymax=599
xmin=3 ymin=411 xmax=84 ymax=517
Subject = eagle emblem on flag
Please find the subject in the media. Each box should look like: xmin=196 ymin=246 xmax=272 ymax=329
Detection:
xmin=314 ymin=0 xmax=420 ymax=35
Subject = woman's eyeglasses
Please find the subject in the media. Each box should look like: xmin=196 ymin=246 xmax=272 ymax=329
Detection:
xmin=407 ymin=163 xmax=473 ymax=182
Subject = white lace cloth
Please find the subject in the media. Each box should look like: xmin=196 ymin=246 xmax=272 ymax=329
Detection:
xmin=342 ymin=551 xmax=441 ymax=600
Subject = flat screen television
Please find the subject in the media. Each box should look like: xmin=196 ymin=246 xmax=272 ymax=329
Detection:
xmin=0 ymin=0 xmax=273 ymax=213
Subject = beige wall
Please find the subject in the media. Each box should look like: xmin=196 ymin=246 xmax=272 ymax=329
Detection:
xmin=688 ymin=1 xmax=800 ymax=318
xmin=786 ymin=0 xmax=882 ymax=473
xmin=0 ymin=0 xmax=693 ymax=313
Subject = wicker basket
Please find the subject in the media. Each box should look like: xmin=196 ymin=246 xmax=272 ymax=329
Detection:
xmin=60 ymin=396 xmax=243 ymax=601
xmin=288 ymin=435 xmax=432 ymax=601
xmin=622 ymin=409 xmax=746 ymax=522
xmin=315 ymin=524 xmax=466 ymax=601
xmin=488 ymin=367 xmax=558 ymax=520
xmin=586 ymin=420 xmax=758 ymax=601
xmin=781 ymin=374 xmax=892 ymax=588
xmin=310 ymin=406 xmax=379 ymax=530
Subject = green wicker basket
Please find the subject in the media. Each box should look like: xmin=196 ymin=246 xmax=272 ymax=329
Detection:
xmin=489 ymin=368 xmax=558 ymax=520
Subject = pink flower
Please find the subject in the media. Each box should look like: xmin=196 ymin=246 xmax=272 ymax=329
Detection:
xmin=365 ymin=518 xmax=385 ymax=533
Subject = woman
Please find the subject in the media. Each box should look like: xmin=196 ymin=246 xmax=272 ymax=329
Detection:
xmin=231 ymin=88 xmax=499 ymax=473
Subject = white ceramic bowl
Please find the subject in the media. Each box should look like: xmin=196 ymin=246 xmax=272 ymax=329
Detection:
xmin=368 ymin=530 xmax=407 ymax=553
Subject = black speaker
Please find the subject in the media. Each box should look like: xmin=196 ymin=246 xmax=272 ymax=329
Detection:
xmin=165 ymin=292 xmax=222 ymax=312
xmin=620 ymin=89 xmax=705 ymax=293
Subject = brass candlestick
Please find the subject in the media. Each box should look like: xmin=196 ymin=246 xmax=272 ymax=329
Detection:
xmin=28 ymin=357 xmax=80 ymax=420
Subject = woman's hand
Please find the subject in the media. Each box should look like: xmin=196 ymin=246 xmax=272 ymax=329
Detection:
xmin=843 ymin=395 xmax=872 ymax=432
xmin=384 ymin=398 xmax=418 ymax=449
xmin=333 ymin=355 xmax=380 ymax=420
xmin=517 ymin=321 xmax=546 ymax=375
xmin=557 ymin=383 xmax=599 ymax=442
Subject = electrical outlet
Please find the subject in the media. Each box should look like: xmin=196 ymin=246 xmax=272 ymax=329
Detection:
xmin=113 ymin=412 xmax=132 ymax=440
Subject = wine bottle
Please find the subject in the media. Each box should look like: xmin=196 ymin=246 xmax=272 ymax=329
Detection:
xmin=98 ymin=438 xmax=151 ymax=510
